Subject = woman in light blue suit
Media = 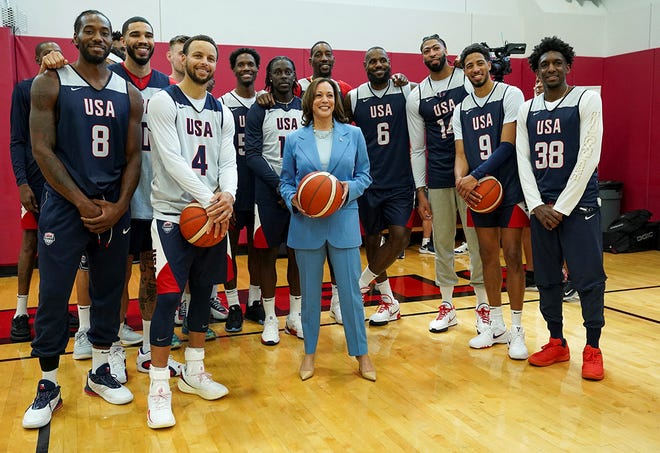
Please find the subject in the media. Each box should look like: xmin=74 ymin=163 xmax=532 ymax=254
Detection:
xmin=280 ymin=78 xmax=376 ymax=381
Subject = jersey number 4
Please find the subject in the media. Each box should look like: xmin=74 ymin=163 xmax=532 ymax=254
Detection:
xmin=192 ymin=145 xmax=208 ymax=175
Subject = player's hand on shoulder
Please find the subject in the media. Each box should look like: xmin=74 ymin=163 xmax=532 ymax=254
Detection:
xmin=391 ymin=73 xmax=408 ymax=87
xmin=39 ymin=51 xmax=68 ymax=74
xmin=255 ymin=90 xmax=275 ymax=108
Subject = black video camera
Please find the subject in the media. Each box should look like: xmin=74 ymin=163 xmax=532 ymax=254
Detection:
xmin=480 ymin=42 xmax=527 ymax=82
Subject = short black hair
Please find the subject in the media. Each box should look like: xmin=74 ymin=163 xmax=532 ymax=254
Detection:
xmin=112 ymin=30 xmax=122 ymax=41
xmin=460 ymin=43 xmax=490 ymax=66
xmin=528 ymin=36 xmax=575 ymax=72
xmin=420 ymin=34 xmax=447 ymax=52
xmin=34 ymin=41 xmax=57 ymax=59
xmin=74 ymin=10 xmax=111 ymax=35
xmin=229 ymin=47 xmax=260 ymax=69
xmin=310 ymin=41 xmax=332 ymax=57
xmin=121 ymin=16 xmax=151 ymax=36
xmin=182 ymin=35 xmax=218 ymax=57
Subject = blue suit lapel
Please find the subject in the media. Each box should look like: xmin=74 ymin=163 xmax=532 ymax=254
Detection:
xmin=327 ymin=123 xmax=350 ymax=174
xmin=297 ymin=126 xmax=321 ymax=170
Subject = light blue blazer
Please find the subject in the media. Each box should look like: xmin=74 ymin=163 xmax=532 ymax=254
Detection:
xmin=280 ymin=121 xmax=371 ymax=250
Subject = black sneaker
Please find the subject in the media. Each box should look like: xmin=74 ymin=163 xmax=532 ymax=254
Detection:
xmin=10 ymin=314 xmax=32 ymax=342
xmin=244 ymin=300 xmax=265 ymax=325
xmin=525 ymin=271 xmax=538 ymax=291
xmin=22 ymin=379 xmax=63 ymax=428
xmin=563 ymin=281 xmax=579 ymax=302
xmin=418 ymin=242 xmax=436 ymax=255
xmin=224 ymin=305 xmax=243 ymax=332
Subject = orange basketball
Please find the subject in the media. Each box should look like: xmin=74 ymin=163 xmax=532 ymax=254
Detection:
xmin=179 ymin=202 xmax=223 ymax=247
xmin=296 ymin=171 xmax=344 ymax=218
xmin=470 ymin=176 xmax=503 ymax=214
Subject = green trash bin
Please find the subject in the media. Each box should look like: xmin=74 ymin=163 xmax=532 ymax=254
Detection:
xmin=599 ymin=180 xmax=623 ymax=232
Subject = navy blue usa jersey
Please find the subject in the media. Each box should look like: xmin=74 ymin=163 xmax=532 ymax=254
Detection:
xmin=525 ymin=88 xmax=599 ymax=207
xmin=458 ymin=83 xmax=523 ymax=207
xmin=55 ymin=66 xmax=130 ymax=196
xmin=350 ymin=80 xmax=412 ymax=190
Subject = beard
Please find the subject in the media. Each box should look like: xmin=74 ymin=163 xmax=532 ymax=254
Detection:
xmin=79 ymin=43 xmax=110 ymax=65
xmin=424 ymin=54 xmax=447 ymax=72
xmin=126 ymin=45 xmax=154 ymax=66
xmin=367 ymin=67 xmax=391 ymax=85
xmin=186 ymin=64 xmax=214 ymax=85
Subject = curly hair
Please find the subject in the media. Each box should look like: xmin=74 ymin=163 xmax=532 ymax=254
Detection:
xmin=229 ymin=47 xmax=260 ymax=70
xmin=528 ymin=36 xmax=575 ymax=72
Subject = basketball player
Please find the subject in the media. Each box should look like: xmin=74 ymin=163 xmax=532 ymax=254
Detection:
xmin=166 ymin=34 xmax=189 ymax=83
xmin=344 ymin=46 xmax=414 ymax=326
xmin=407 ymin=34 xmax=489 ymax=334
xmin=245 ymin=56 xmax=303 ymax=346
xmin=23 ymin=10 xmax=142 ymax=429
xmin=147 ymin=35 xmax=237 ymax=428
xmin=108 ymin=16 xmax=183 ymax=382
xmin=219 ymin=47 xmax=263 ymax=332
xmin=516 ymin=36 xmax=606 ymax=380
xmin=299 ymin=41 xmax=352 ymax=97
xmin=9 ymin=41 xmax=62 ymax=343
xmin=453 ymin=44 xmax=528 ymax=359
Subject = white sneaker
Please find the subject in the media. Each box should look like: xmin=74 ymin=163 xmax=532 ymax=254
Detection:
xmin=329 ymin=295 xmax=343 ymax=325
xmin=136 ymin=347 xmax=182 ymax=376
xmin=428 ymin=302 xmax=457 ymax=333
xmin=261 ymin=315 xmax=280 ymax=346
xmin=210 ymin=296 xmax=229 ymax=321
xmin=368 ymin=295 xmax=400 ymax=326
xmin=469 ymin=322 xmax=510 ymax=349
xmin=109 ymin=344 xmax=127 ymax=384
xmin=454 ymin=242 xmax=468 ymax=254
xmin=119 ymin=324 xmax=143 ymax=347
xmin=73 ymin=329 xmax=92 ymax=360
xmin=85 ymin=364 xmax=133 ymax=405
xmin=177 ymin=365 xmax=228 ymax=400
xmin=508 ymin=326 xmax=529 ymax=360
xmin=285 ymin=312 xmax=304 ymax=339
xmin=22 ymin=380 xmax=62 ymax=429
xmin=475 ymin=303 xmax=491 ymax=334
xmin=147 ymin=386 xmax=175 ymax=429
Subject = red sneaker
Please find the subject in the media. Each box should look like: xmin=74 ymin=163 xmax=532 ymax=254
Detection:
xmin=582 ymin=345 xmax=604 ymax=380
xmin=528 ymin=337 xmax=570 ymax=366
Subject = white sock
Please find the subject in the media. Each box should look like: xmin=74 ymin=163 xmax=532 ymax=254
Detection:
xmin=262 ymin=297 xmax=276 ymax=318
xmin=142 ymin=320 xmax=151 ymax=352
xmin=149 ymin=365 xmax=170 ymax=394
xmin=491 ymin=306 xmax=504 ymax=326
xmin=375 ymin=280 xmax=397 ymax=304
xmin=92 ymin=347 xmax=110 ymax=371
xmin=15 ymin=295 xmax=28 ymax=317
xmin=511 ymin=310 xmax=522 ymax=327
xmin=473 ymin=285 xmax=488 ymax=307
xmin=421 ymin=237 xmax=430 ymax=246
xmin=440 ymin=286 xmax=453 ymax=304
xmin=184 ymin=347 xmax=205 ymax=375
xmin=226 ymin=289 xmax=239 ymax=307
xmin=78 ymin=304 xmax=91 ymax=331
xmin=211 ymin=285 xmax=218 ymax=299
xmin=42 ymin=369 xmax=58 ymax=385
xmin=118 ymin=322 xmax=125 ymax=337
xmin=248 ymin=285 xmax=261 ymax=306
xmin=331 ymin=284 xmax=339 ymax=303
xmin=289 ymin=294 xmax=302 ymax=316
xmin=359 ymin=267 xmax=378 ymax=290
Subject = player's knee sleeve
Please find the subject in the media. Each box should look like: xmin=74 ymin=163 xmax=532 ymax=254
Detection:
xmin=186 ymin=282 xmax=212 ymax=332
xmin=150 ymin=292 xmax=180 ymax=347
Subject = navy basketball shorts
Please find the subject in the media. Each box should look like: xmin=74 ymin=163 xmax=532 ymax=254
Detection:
xmin=253 ymin=192 xmax=291 ymax=249
xmin=151 ymin=219 xmax=229 ymax=295
xmin=358 ymin=186 xmax=415 ymax=235
xmin=467 ymin=202 xmax=530 ymax=228
xmin=128 ymin=218 xmax=153 ymax=257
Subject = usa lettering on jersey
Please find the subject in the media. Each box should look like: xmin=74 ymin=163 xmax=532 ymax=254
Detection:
xmin=84 ymin=99 xmax=116 ymax=117
xmin=186 ymin=118 xmax=214 ymax=137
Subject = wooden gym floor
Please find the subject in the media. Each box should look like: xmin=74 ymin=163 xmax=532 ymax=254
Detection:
xmin=0 ymin=246 xmax=658 ymax=452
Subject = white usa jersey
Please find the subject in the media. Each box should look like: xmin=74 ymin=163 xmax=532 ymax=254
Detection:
xmin=149 ymin=85 xmax=237 ymax=223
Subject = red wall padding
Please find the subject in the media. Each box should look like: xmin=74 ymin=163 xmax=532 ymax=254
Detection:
xmin=2 ymin=30 xmax=658 ymax=265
